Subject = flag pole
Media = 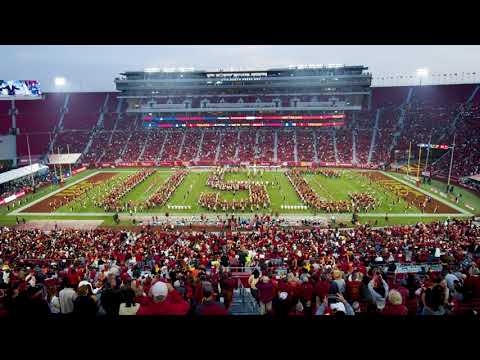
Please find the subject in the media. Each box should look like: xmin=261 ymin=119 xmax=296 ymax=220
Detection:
xmin=26 ymin=134 xmax=35 ymax=188
xmin=49 ymin=132 xmax=57 ymax=179
xmin=447 ymin=134 xmax=456 ymax=188
xmin=416 ymin=145 xmax=422 ymax=181
xmin=67 ymin=144 xmax=72 ymax=176
xmin=407 ymin=141 xmax=412 ymax=176
xmin=424 ymin=133 xmax=432 ymax=176
xmin=58 ymin=147 xmax=63 ymax=182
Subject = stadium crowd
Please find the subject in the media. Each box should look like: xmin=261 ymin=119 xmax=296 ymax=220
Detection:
xmin=0 ymin=218 xmax=479 ymax=317
xmin=0 ymin=171 xmax=53 ymax=201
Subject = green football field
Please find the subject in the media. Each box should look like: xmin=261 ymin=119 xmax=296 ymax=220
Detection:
xmin=3 ymin=167 xmax=479 ymax=227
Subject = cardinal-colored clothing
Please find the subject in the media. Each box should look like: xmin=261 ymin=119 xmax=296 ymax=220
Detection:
xmin=382 ymin=303 xmax=408 ymax=316
xmin=137 ymin=291 xmax=190 ymax=315
xmin=195 ymin=300 xmax=229 ymax=315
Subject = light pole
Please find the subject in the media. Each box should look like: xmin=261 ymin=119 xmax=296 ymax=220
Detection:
xmin=416 ymin=68 xmax=429 ymax=86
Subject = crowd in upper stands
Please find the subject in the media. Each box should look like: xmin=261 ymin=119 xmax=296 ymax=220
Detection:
xmin=1 ymin=218 xmax=479 ymax=317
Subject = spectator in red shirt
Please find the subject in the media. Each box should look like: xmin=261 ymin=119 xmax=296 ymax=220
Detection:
xmin=257 ymin=276 xmax=274 ymax=315
xmin=382 ymin=289 xmax=408 ymax=316
xmin=346 ymin=271 xmax=363 ymax=303
xmin=137 ymin=281 xmax=189 ymax=316
xmin=195 ymin=282 xmax=228 ymax=316
xmin=221 ymin=272 xmax=237 ymax=310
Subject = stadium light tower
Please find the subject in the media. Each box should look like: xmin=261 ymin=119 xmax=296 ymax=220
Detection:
xmin=54 ymin=77 xmax=66 ymax=89
xmin=416 ymin=68 xmax=429 ymax=86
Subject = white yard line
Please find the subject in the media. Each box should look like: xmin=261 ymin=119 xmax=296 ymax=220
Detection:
xmin=9 ymin=171 xmax=101 ymax=215
xmin=380 ymin=171 xmax=471 ymax=216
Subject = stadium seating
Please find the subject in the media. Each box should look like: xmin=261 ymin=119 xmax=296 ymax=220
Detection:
xmin=218 ymin=130 xmax=239 ymax=162
xmin=140 ymin=129 xmax=167 ymax=162
xmin=82 ymin=131 xmax=111 ymax=164
xmin=3 ymin=84 xmax=480 ymax=177
xmin=198 ymin=130 xmax=220 ymax=161
xmin=255 ymin=130 xmax=275 ymax=162
xmin=159 ymin=131 xmax=184 ymax=161
xmin=335 ymin=128 xmax=353 ymax=163
xmin=1 ymin=219 xmax=479 ymax=317
xmin=315 ymin=130 xmax=335 ymax=162
xmin=238 ymin=129 xmax=256 ymax=162
xmin=101 ymin=131 xmax=131 ymax=163
xmin=296 ymin=130 xmax=315 ymax=162
xmin=52 ymin=130 xmax=91 ymax=154
xmin=277 ymin=130 xmax=295 ymax=162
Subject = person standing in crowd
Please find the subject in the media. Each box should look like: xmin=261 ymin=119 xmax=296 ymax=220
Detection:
xmin=256 ymin=275 xmax=274 ymax=315
xmin=382 ymin=290 xmax=408 ymax=316
xmin=248 ymin=269 xmax=261 ymax=303
xmin=137 ymin=281 xmax=190 ymax=315
xmin=220 ymin=272 xmax=236 ymax=310
xmin=195 ymin=282 xmax=229 ymax=315
xmin=58 ymin=278 xmax=77 ymax=315
xmin=119 ymin=287 xmax=140 ymax=315
xmin=73 ymin=282 xmax=97 ymax=317
xmin=368 ymin=271 xmax=389 ymax=311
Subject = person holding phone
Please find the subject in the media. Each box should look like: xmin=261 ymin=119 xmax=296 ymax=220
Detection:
xmin=368 ymin=271 xmax=389 ymax=311
xmin=315 ymin=293 xmax=355 ymax=316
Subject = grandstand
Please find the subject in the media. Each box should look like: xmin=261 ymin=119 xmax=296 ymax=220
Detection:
xmin=1 ymin=64 xmax=480 ymax=318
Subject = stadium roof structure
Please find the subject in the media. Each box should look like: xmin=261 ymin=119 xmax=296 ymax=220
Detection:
xmin=47 ymin=153 xmax=82 ymax=165
xmin=0 ymin=163 xmax=48 ymax=185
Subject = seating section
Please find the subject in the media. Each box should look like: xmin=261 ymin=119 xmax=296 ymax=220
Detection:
xmin=255 ymin=130 xmax=274 ymax=162
xmin=198 ymin=130 xmax=220 ymax=161
xmin=160 ymin=131 xmax=184 ymax=161
xmin=0 ymin=101 xmax=11 ymax=135
xmin=121 ymin=130 xmax=150 ymax=162
xmin=101 ymin=131 xmax=131 ymax=163
xmin=335 ymin=128 xmax=353 ymax=163
xmin=296 ymin=130 xmax=315 ymax=162
xmin=82 ymin=131 xmax=111 ymax=163
xmin=51 ymin=131 xmax=91 ymax=153
xmin=316 ymin=130 xmax=335 ymax=162
xmin=140 ymin=129 xmax=166 ymax=162
xmin=218 ymin=130 xmax=239 ymax=161
xmin=5 ymin=84 xmax=480 ymax=177
xmin=277 ymin=130 xmax=295 ymax=162
xmin=238 ymin=130 xmax=256 ymax=162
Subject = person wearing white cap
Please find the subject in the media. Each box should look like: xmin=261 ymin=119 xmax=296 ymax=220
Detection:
xmin=136 ymin=281 xmax=190 ymax=316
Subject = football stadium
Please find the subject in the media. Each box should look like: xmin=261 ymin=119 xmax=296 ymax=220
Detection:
xmin=1 ymin=49 xmax=480 ymax=317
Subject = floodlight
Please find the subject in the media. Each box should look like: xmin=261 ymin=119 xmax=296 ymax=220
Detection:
xmin=416 ymin=68 xmax=429 ymax=77
xmin=54 ymin=77 xmax=66 ymax=87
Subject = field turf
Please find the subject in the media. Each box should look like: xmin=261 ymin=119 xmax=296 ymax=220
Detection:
xmin=2 ymin=167 xmax=477 ymax=227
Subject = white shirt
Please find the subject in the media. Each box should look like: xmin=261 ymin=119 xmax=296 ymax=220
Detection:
xmin=445 ymin=273 xmax=459 ymax=290
xmin=59 ymin=287 xmax=77 ymax=314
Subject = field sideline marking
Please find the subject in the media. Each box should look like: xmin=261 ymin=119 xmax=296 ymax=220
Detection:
xmin=9 ymin=171 xmax=102 ymax=215
xmin=380 ymin=171 xmax=471 ymax=216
